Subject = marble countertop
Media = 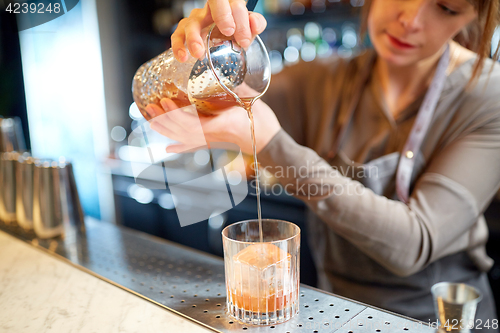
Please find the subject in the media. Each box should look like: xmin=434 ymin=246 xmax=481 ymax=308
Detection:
xmin=0 ymin=230 xmax=213 ymax=333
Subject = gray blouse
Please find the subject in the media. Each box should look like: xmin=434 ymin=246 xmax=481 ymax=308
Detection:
xmin=259 ymin=48 xmax=500 ymax=324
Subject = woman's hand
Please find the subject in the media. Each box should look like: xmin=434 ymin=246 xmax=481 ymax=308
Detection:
xmin=147 ymin=95 xmax=281 ymax=155
xmin=171 ymin=0 xmax=267 ymax=62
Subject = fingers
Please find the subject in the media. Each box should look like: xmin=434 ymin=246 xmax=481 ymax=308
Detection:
xmin=159 ymin=98 xmax=179 ymax=112
xmin=229 ymin=0 xmax=251 ymax=48
xmin=172 ymin=8 xmax=209 ymax=62
xmin=145 ymin=103 xmax=166 ymax=118
xmin=166 ymin=144 xmax=186 ymax=153
xmin=249 ymin=12 xmax=267 ymax=35
xmin=172 ymin=0 xmax=268 ymax=62
xmin=150 ymin=99 xmax=187 ymax=138
xmin=150 ymin=119 xmax=184 ymax=140
xmin=150 ymin=103 xmax=208 ymax=148
xmin=139 ymin=107 xmax=152 ymax=121
xmin=171 ymin=19 xmax=188 ymax=62
xmin=184 ymin=17 xmax=205 ymax=60
xmin=152 ymin=117 xmax=207 ymax=148
xmin=159 ymin=98 xmax=199 ymax=132
xmin=207 ymin=0 xmax=235 ymax=36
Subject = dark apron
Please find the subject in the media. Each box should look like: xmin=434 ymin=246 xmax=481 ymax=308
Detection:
xmin=306 ymin=46 xmax=498 ymax=329
xmin=307 ymin=147 xmax=498 ymax=329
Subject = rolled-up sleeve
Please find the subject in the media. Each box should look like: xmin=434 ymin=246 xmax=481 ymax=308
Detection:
xmin=257 ymin=110 xmax=500 ymax=277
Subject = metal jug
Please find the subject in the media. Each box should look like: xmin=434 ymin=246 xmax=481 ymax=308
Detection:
xmin=16 ymin=154 xmax=37 ymax=230
xmin=33 ymin=160 xmax=85 ymax=239
xmin=0 ymin=152 xmax=20 ymax=223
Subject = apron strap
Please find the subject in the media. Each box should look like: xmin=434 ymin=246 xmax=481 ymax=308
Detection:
xmin=328 ymin=45 xmax=450 ymax=204
xmin=396 ymin=44 xmax=450 ymax=203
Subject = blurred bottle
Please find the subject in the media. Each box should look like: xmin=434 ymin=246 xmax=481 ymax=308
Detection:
xmin=264 ymin=0 xmax=292 ymax=14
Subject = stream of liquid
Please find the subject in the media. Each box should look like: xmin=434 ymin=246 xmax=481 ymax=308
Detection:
xmin=243 ymin=102 xmax=263 ymax=243
xmin=150 ymin=87 xmax=264 ymax=242
xmin=197 ymin=94 xmax=263 ymax=242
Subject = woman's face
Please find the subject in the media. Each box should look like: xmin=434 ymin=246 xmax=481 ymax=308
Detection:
xmin=368 ymin=0 xmax=478 ymax=66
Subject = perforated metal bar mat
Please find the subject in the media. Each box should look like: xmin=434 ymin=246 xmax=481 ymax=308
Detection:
xmin=0 ymin=219 xmax=434 ymax=333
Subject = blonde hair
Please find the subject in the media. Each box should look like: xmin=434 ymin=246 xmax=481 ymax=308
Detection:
xmin=360 ymin=0 xmax=500 ymax=85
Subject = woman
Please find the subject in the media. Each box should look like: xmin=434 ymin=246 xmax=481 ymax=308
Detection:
xmin=146 ymin=0 xmax=500 ymax=326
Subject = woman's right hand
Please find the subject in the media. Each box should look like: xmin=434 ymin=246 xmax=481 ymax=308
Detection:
xmin=171 ymin=0 xmax=267 ymax=62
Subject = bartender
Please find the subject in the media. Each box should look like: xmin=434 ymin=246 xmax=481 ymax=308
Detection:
xmin=145 ymin=0 xmax=500 ymax=327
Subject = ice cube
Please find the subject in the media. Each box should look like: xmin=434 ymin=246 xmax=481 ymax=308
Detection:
xmin=231 ymin=243 xmax=291 ymax=295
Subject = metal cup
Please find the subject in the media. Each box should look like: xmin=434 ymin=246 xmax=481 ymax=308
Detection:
xmin=0 ymin=117 xmax=26 ymax=152
xmin=0 ymin=151 xmax=21 ymax=223
xmin=15 ymin=153 xmax=37 ymax=230
xmin=33 ymin=160 xmax=64 ymax=238
xmin=59 ymin=160 xmax=85 ymax=233
xmin=431 ymin=282 xmax=482 ymax=332
xmin=33 ymin=159 xmax=85 ymax=239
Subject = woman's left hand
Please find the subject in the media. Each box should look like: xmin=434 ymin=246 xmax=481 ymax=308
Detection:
xmin=147 ymin=92 xmax=281 ymax=155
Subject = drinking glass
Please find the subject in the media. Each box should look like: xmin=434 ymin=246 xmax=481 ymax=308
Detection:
xmin=222 ymin=219 xmax=300 ymax=325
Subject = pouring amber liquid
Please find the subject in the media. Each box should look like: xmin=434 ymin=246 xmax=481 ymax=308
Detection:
xmin=149 ymin=85 xmax=264 ymax=242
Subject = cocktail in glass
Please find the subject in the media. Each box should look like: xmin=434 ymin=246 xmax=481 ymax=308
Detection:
xmin=222 ymin=219 xmax=300 ymax=325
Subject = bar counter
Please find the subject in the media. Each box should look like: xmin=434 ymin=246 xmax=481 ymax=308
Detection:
xmin=0 ymin=218 xmax=435 ymax=333
xmin=0 ymin=229 xmax=212 ymax=332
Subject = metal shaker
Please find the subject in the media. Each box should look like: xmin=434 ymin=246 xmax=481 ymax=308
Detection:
xmin=33 ymin=160 xmax=85 ymax=239
xmin=431 ymin=282 xmax=482 ymax=331
xmin=16 ymin=154 xmax=37 ymax=230
xmin=59 ymin=161 xmax=85 ymax=233
xmin=0 ymin=117 xmax=26 ymax=152
xmin=33 ymin=160 xmax=64 ymax=238
xmin=0 ymin=152 xmax=21 ymax=223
